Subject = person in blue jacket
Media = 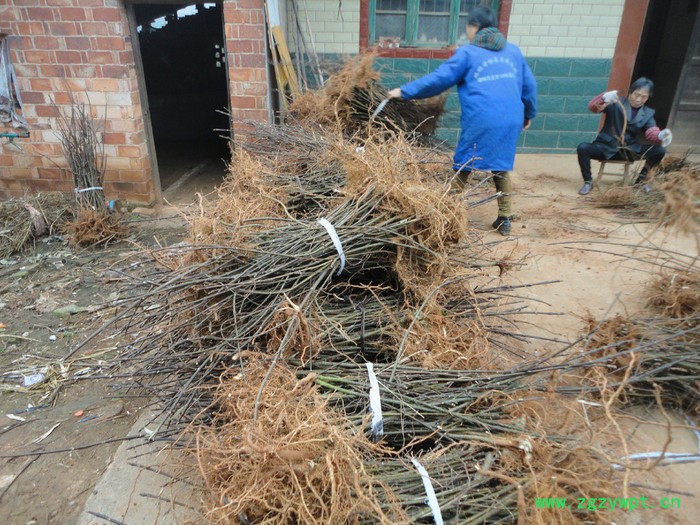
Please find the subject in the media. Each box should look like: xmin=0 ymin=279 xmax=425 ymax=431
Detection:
xmin=388 ymin=6 xmax=537 ymax=235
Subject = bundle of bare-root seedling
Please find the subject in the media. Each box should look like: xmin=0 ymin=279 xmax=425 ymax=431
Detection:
xmin=0 ymin=192 xmax=74 ymax=258
xmin=110 ymin=185 xmax=472 ymax=430
xmin=195 ymin=354 xmax=407 ymax=524
xmin=55 ymin=96 xmax=128 ymax=246
xmin=291 ymin=357 xmax=618 ymax=524
xmin=288 ymin=53 xmax=446 ymax=141
xmin=593 ymin=155 xmax=699 ymax=233
xmin=558 ymin=270 xmax=700 ymax=411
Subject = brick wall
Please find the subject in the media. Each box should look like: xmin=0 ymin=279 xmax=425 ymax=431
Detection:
xmin=0 ymin=0 xmax=269 ymax=204
xmin=224 ymin=0 xmax=269 ymax=122
xmin=0 ymin=0 xmax=153 ymax=202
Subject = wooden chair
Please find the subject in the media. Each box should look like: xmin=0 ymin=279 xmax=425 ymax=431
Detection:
xmin=595 ymin=159 xmax=638 ymax=186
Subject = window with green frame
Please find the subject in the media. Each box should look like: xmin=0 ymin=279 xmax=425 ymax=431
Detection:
xmin=370 ymin=0 xmax=500 ymax=47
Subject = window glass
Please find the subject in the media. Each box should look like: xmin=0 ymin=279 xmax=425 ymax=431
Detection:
xmin=418 ymin=0 xmax=450 ymax=43
xmin=376 ymin=0 xmax=408 ymax=40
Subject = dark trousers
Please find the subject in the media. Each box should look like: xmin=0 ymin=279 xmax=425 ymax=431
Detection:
xmin=452 ymin=170 xmax=512 ymax=217
xmin=576 ymin=142 xmax=666 ymax=182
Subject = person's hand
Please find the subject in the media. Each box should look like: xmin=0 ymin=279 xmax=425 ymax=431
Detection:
xmin=659 ymin=129 xmax=673 ymax=147
xmin=602 ymin=90 xmax=619 ymax=104
xmin=387 ymin=88 xmax=402 ymax=99
xmin=523 ymin=119 xmax=531 ymax=130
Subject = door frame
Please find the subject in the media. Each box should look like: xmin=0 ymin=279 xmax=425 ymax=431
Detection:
xmin=667 ymin=7 xmax=700 ymax=135
xmin=125 ymin=2 xmax=162 ymax=204
xmin=124 ymin=1 xmax=233 ymax=204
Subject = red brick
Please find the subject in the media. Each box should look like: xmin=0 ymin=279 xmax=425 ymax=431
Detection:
xmin=59 ymin=7 xmax=88 ymax=21
xmin=32 ymin=36 xmax=63 ymax=50
xmin=230 ymin=96 xmax=257 ymax=109
xmin=117 ymin=170 xmax=148 ymax=183
xmin=236 ymin=0 xmax=263 ymax=9
xmin=51 ymin=92 xmax=73 ymax=105
xmin=128 ymin=156 xmax=151 ymax=170
xmin=16 ymin=22 xmax=45 ymax=35
xmin=55 ymin=50 xmax=83 ymax=63
xmin=118 ymin=51 xmax=134 ymax=63
xmin=117 ymin=145 xmax=141 ymax=158
xmin=88 ymin=78 xmax=120 ymax=92
xmin=94 ymin=36 xmax=125 ymax=51
xmin=24 ymin=50 xmax=53 ymax=63
xmin=80 ymin=22 xmax=109 ymax=35
xmin=228 ymin=69 xmax=257 ymax=82
xmin=228 ymin=39 xmax=254 ymax=53
xmin=240 ymin=54 xmax=265 ymax=68
xmin=31 ymin=143 xmax=62 ymax=156
xmin=92 ymin=8 xmax=122 ymax=22
xmin=64 ymin=78 xmax=87 ymax=91
xmin=26 ymin=7 xmax=56 ymax=21
xmin=103 ymin=132 xmax=126 ymax=145
xmin=69 ymin=65 xmax=98 ymax=78
xmin=28 ymin=179 xmax=73 ymax=193
xmin=29 ymin=78 xmax=53 ymax=91
xmin=106 ymin=119 xmax=138 ymax=133
xmin=36 ymin=167 xmax=65 ymax=179
xmin=85 ymin=50 xmax=114 ymax=64
xmin=39 ymin=64 xmax=67 ymax=77
xmin=64 ymin=36 xmax=92 ymax=50
xmin=224 ymin=10 xmax=253 ymax=24
xmin=35 ymin=105 xmax=60 ymax=118
xmin=21 ymin=91 xmax=46 ymax=104
xmin=45 ymin=21 xmax=80 ymax=36
xmin=238 ymin=25 xmax=264 ymax=39
xmin=101 ymin=64 xmax=129 ymax=78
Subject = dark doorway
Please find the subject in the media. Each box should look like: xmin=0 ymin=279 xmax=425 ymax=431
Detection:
xmin=633 ymin=0 xmax=699 ymax=129
xmin=133 ymin=3 xmax=231 ymax=196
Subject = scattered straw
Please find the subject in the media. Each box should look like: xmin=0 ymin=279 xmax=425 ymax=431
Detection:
xmin=0 ymin=193 xmax=74 ymax=258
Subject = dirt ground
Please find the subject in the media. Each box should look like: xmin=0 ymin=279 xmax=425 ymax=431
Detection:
xmin=0 ymin=153 xmax=698 ymax=525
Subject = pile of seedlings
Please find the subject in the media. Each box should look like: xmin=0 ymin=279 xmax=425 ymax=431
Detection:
xmin=593 ymin=155 xmax=700 ymax=233
xmin=94 ymin=61 xmax=646 ymax=524
xmin=288 ymin=53 xmax=447 ymax=140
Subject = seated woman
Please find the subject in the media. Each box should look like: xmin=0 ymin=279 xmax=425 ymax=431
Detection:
xmin=576 ymin=77 xmax=672 ymax=195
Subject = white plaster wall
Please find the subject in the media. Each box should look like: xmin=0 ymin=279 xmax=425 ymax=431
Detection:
xmin=286 ymin=0 xmax=360 ymax=55
xmin=507 ymin=0 xmax=625 ymax=58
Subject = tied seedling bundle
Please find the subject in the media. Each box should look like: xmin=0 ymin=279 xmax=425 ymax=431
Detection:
xmin=288 ymin=53 xmax=446 ymax=140
xmin=195 ymin=355 xmax=406 ymax=525
xmin=55 ymin=95 xmax=128 ymax=246
xmin=111 ymin=186 xmax=469 ymax=429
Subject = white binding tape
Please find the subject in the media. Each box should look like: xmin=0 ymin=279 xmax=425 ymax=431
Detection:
xmin=75 ymin=186 xmax=103 ymax=193
xmin=317 ymin=217 xmax=345 ymax=276
xmin=411 ymin=458 xmax=444 ymax=525
xmin=365 ymin=362 xmax=383 ymax=440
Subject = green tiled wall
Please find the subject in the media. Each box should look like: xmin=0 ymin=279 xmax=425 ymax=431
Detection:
xmin=310 ymin=55 xmax=610 ymax=153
